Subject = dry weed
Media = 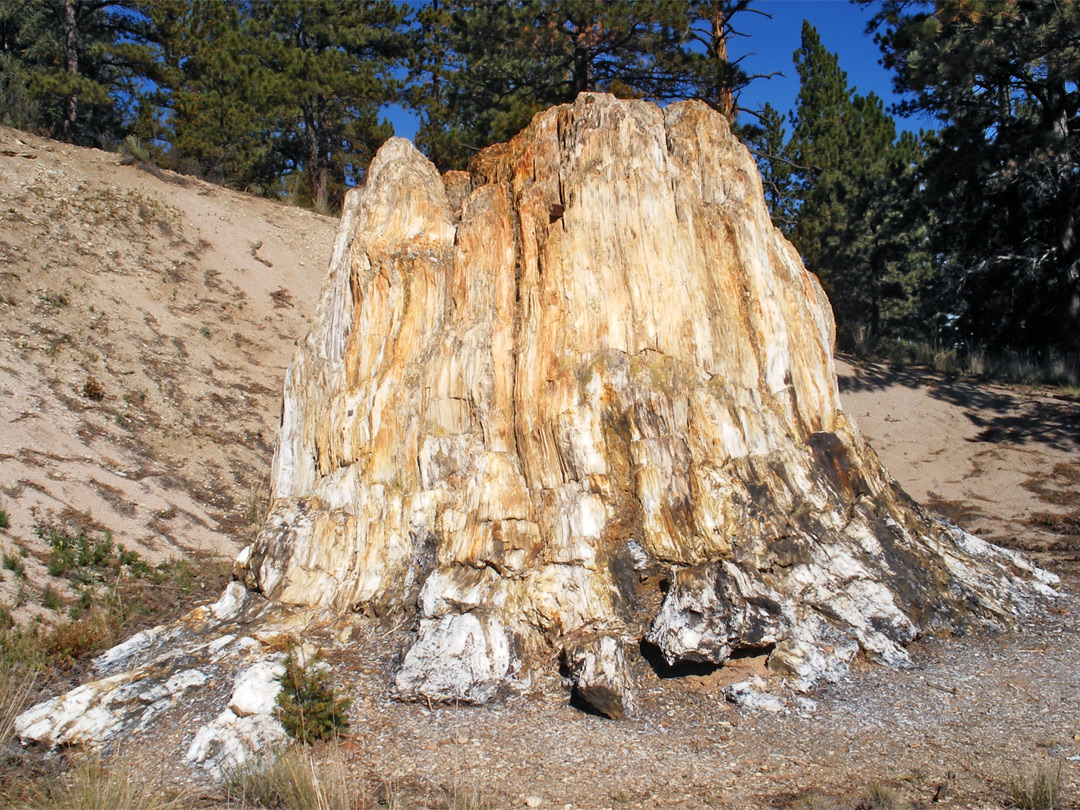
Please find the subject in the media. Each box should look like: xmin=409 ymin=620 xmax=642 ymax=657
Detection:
xmin=224 ymin=745 xmax=357 ymax=810
xmin=17 ymin=752 xmax=188 ymax=810
xmin=1007 ymin=760 xmax=1062 ymax=810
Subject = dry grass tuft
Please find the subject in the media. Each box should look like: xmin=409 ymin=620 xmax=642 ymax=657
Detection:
xmin=863 ymin=783 xmax=907 ymax=809
xmin=1007 ymin=760 xmax=1063 ymax=810
xmin=0 ymin=661 xmax=37 ymax=747
xmin=224 ymin=745 xmax=358 ymax=810
xmin=16 ymin=753 xmax=188 ymax=810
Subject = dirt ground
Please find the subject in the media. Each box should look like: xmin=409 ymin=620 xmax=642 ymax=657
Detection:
xmin=2 ymin=127 xmax=1078 ymax=809
xmin=837 ymin=357 xmax=1080 ymax=580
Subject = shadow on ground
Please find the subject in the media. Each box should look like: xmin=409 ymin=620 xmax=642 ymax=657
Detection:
xmin=837 ymin=355 xmax=1080 ymax=453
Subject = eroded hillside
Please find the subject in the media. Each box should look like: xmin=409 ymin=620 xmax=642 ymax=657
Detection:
xmin=0 ymin=126 xmax=336 ymax=622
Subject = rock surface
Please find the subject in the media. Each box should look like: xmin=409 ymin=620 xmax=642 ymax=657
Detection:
xmin=236 ymin=93 xmax=1055 ymax=714
xmin=16 ymin=95 xmax=1058 ymax=757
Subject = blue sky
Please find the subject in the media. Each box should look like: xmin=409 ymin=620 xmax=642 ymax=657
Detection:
xmin=731 ymin=0 xmax=930 ymax=134
xmin=382 ymin=1 xmax=929 ymax=142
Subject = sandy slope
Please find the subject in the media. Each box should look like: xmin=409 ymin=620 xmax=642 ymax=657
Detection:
xmin=0 ymin=126 xmax=336 ymax=621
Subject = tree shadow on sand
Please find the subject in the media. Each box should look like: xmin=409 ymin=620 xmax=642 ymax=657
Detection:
xmin=835 ymin=356 xmax=1080 ymax=453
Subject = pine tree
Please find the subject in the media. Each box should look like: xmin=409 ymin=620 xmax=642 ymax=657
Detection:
xmin=407 ymin=0 xmax=470 ymax=171
xmin=0 ymin=1 xmax=41 ymax=128
xmin=143 ymin=0 xmax=405 ymax=208
xmin=675 ymin=1 xmax=775 ymax=123
xmin=786 ymin=22 xmax=931 ymax=348
xmin=140 ymin=0 xmax=281 ymax=188
xmin=862 ymin=0 xmax=1080 ymax=354
xmin=745 ymin=102 xmax=796 ymax=231
xmin=408 ymin=0 xmax=761 ymax=171
xmin=248 ymin=0 xmax=407 ymax=211
xmin=0 ymin=0 xmax=152 ymax=143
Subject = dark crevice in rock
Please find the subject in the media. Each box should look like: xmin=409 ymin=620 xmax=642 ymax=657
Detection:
xmin=639 ymin=639 xmax=722 ymax=679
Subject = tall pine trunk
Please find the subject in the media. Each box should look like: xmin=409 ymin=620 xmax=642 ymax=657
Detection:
xmin=572 ymin=46 xmax=594 ymax=95
xmin=704 ymin=0 xmax=738 ymax=122
xmin=303 ymin=100 xmax=328 ymax=213
xmin=62 ymin=0 xmax=79 ymax=141
xmin=710 ymin=3 xmax=734 ymax=122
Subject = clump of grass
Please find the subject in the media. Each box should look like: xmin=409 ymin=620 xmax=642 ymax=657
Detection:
xmin=789 ymin=786 xmax=906 ymax=810
xmin=224 ymin=746 xmax=354 ymax=810
xmin=791 ymin=794 xmax=838 ymax=810
xmin=449 ymin=788 xmax=494 ymax=810
xmin=26 ymin=521 xmax=225 ymax=664
xmin=39 ymin=524 xmax=116 ymax=581
xmin=276 ymin=649 xmax=350 ymax=744
xmin=118 ymin=135 xmax=170 ymax=185
xmin=0 ymin=658 xmax=37 ymax=745
xmin=42 ymin=290 xmax=68 ymax=309
xmin=2 ymin=549 xmax=26 ymax=580
xmin=18 ymin=752 xmax=188 ymax=810
xmin=1008 ymin=760 xmax=1062 ymax=810
xmin=864 ymin=784 xmax=907 ymax=809
xmin=0 ymin=507 xmax=9 ymax=530
xmin=40 ymin=585 xmax=62 ymax=612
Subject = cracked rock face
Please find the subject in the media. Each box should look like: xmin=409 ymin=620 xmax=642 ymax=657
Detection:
xmin=235 ymin=94 xmax=1055 ymax=716
xmin=16 ymin=95 xmax=1058 ymax=754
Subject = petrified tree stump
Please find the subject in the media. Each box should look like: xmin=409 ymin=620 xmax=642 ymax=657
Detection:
xmin=236 ymin=94 xmax=1054 ymax=717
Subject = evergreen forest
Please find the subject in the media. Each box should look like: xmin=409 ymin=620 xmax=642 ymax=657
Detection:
xmin=1 ymin=0 xmax=1077 ymax=362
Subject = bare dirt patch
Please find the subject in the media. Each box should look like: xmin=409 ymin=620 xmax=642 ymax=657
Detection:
xmin=837 ymin=356 xmax=1080 ymax=577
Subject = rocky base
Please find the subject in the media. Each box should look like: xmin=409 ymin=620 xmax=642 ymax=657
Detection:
xmin=14 ymin=522 xmax=1057 ymax=773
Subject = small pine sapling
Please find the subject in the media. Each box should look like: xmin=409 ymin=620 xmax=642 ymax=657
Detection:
xmin=275 ymin=650 xmax=350 ymax=744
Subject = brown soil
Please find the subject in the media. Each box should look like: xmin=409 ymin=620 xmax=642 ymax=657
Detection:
xmin=837 ymin=357 xmax=1080 ymax=580
xmin=2 ymin=129 xmax=1078 ymax=809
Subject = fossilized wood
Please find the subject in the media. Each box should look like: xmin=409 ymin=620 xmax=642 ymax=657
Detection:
xmin=236 ymin=94 xmax=1056 ymax=716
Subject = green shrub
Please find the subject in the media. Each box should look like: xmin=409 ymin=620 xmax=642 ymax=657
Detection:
xmin=153 ymin=558 xmax=194 ymax=592
xmin=2 ymin=551 xmax=25 ymax=580
xmin=41 ymin=586 xmax=62 ymax=613
xmin=68 ymin=587 xmax=93 ymax=620
xmin=276 ymin=651 xmax=350 ymax=744
xmin=119 ymin=135 xmax=152 ymax=165
xmin=0 ymin=508 xmax=9 ymax=530
xmin=38 ymin=523 xmax=118 ymax=580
